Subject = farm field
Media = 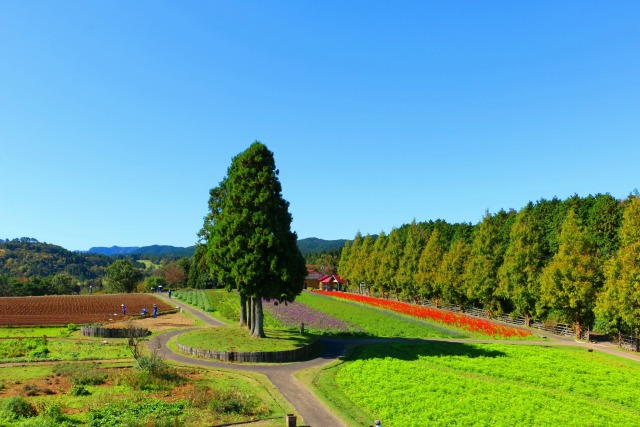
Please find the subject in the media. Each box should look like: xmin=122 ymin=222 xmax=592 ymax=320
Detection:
xmin=0 ymin=294 xmax=175 ymax=326
xmin=302 ymin=342 xmax=640 ymax=427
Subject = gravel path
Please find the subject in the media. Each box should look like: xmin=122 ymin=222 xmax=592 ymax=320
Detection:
xmin=149 ymin=293 xmax=640 ymax=426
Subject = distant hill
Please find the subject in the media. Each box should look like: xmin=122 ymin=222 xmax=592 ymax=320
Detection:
xmin=88 ymin=245 xmax=196 ymax=258
xmin=297 ymin=237 xmax=347 ymax=255
xmin=0 ymin=240 xmax=112 ymax=279
xmin=88 ymin=238 xmax=344 ymax=258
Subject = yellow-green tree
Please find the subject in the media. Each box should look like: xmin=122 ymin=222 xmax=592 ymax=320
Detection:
xmin=369 ymin=232 xmax=387 ymax=296
xmin=397 ymin=220 xmax=427 ymax=302
xmin=415 ymin=229 xmax=446 ymax=305
xmin=540 ymin=210 xmax=602 ymax=337
xmin=438 ymin=239 xmax=470 ymax=308
xmin=378 ymin=228 xmax=403 ymax=299
xmin=596 ymin=197 xmax=640 ymax=346
xmin=497 ymin=205 xmax=545 ymax=326
xmin=465 ymin=210 xmax=511 ymax=316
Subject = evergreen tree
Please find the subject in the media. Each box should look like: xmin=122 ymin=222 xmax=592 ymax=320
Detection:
xmin=397 ymin=220 xmax=426 ymax=302
xmin=201 ymin=142 xmax=306 ymax=338
xmin=369 ymin=232 xmax=387 ymax=295
xmin=497 ymin=205 xmax=545 ymax=326
xmin=438 ymin=240 xmax=470 ymax=308
xmin=540 ymin=210 xmax=602 ymax=337
xmin=465 ymin=211 xmax=509 ymax=315
xmin=355 ymin=234 xmax=375 ymax=288
xmin=378 ymin=228 xmax=403 ymax=299
xmin=596 ymin=197 xmax=640 ymax=345
xmin=415 ymin=229 xmax=446 ymax=305
xmin=344 ymin=232 xmax=363 ymax=287
xmin=338 ymin=240 xmax=352 ymax=282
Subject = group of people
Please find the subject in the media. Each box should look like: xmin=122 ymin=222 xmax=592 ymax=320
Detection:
xmin=120 ymin=303 xmax=158 ymax=318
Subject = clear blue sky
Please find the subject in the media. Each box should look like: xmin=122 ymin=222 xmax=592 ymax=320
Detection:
xmin=1 ymin=1 xmax=638 ymax=251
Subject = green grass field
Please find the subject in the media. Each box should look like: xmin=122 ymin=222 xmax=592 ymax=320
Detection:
xmin=302 ymin=342 xmax=640 ymax=427
xmin=177 ymin=326 xmax=315 ymax=352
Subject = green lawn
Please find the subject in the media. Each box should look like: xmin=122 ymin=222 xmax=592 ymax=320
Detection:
xmin=177 ymin=326 xmax=315 ymax=352
xmin=303 ymin=342 xmax=640 ymax=427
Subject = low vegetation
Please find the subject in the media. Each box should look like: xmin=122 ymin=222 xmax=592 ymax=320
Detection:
xmin=301 ymin=342 xmax=640 ymax=426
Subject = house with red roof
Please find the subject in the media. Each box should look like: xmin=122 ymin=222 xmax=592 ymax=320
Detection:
xmin=304 ymin=270 xmax=347 ymax=291
xmin=318 ymin=274 xmax=347 ymax=291
xmin=304 ymin=270 xmax=324 ymax=290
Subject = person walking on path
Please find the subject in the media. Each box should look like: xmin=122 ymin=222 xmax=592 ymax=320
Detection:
xmin=168 ymin=289 xmax=172 ymax=299
xmin=153 ymin=304 xmax=158 ymax=318
xmin=121 ymin=304 xmax=126 ymax=315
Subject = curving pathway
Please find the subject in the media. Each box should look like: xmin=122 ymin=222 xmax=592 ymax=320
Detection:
xmin=150 ymin=293 xmax=640 ymax=426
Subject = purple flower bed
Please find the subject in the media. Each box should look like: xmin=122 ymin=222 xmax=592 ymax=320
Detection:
xmin=263 ymin=299 xmax=363 ymax=334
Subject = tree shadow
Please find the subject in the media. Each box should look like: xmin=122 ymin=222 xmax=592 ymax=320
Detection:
xmin=338 ymin=339 xmax=507 ymax=362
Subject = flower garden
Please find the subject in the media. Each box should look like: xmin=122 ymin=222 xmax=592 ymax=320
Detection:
xmin=314 ymin=291 xmax=532 ymax=338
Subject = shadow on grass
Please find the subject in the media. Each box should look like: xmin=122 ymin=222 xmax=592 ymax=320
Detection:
xmin=335 ymin=340 xmax=507 ymax=362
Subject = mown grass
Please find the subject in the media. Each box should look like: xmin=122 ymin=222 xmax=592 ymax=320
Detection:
xmin=296 ymin=291 xmax=466 ymax=338
xmin=306 ymin=342 xmax=640 ymax=427
xmin=177 ymin=326 xmax=315 ymax=352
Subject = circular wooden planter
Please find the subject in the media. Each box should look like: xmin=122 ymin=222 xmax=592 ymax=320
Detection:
xmin=177 ymin=339 xmax=321 ymax=363
xmin=81 ymin=325 xmax=149 ymax=338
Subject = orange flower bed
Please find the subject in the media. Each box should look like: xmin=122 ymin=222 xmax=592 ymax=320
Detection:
xmin=316 ymin=291 xmax=531 ymax=338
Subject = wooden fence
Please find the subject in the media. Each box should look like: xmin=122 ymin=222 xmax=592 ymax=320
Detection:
xmin=177 ymin=339 xmax=322 ymax=363
xmin=81 ymin=325 xmax=149 ymax=338
xmin=419 ymin=299 xmax=580 ymax=338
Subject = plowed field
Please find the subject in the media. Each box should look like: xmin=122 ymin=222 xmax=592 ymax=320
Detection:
xmin=0 ymin=294 xmax=175 ymax=326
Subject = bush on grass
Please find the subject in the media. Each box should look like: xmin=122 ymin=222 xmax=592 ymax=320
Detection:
xmin=2 ymin=396 xmax=37 ymax=419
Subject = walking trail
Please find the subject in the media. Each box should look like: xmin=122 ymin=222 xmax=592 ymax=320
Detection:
xmin=150 ymin=293 xmax=640 ymax=427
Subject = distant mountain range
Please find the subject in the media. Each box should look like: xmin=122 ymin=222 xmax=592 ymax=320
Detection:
xmin=87 ymin=245 xmax=196 ymax=257
xmin=87 ymin=237 xmax=346 ymax=258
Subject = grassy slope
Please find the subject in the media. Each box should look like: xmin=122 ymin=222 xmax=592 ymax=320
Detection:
xmin=296 ymin=291 xmax=466 ymax=338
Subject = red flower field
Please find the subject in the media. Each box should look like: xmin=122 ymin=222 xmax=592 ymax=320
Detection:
xmin=316 ymin=291 xmax=532 ymax=338
xmin=0 ymin=294 xmax=174 ymax=326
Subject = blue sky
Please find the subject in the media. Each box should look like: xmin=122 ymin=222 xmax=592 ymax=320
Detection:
xmin=1 ymin=1 xmax=638 ymax=251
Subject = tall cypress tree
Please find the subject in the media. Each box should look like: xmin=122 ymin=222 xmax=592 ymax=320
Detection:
xmin=540 ymin=210 xmax=602 ymax=337
xmin=201 ymin=142 xmax=306 ymax=338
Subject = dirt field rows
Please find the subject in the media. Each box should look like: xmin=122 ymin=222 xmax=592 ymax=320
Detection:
xmin=0 ymin=294 xmax=175 ymax=325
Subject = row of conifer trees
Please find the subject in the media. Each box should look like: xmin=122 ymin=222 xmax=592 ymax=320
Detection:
xmin=338 ymin=193 xmax=640 ymax=337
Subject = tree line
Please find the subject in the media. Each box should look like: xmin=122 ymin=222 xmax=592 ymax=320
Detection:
xmin=338 ymin=193 xmax=639 ymax=337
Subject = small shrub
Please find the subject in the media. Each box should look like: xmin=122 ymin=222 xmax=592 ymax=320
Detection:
xmin=3 ymin=396 xmax=37 ymax=419
xmin=28 ymin=345 xmax=49 ymax=358
xmin=69 ymin=385 xmax=91 ymax=396
xmin=66 ymin=323 xmax=80 ymax=332
xmin=21 ymin=383 xmax=39 ymax=396
xmin=209 ymin=389 xmax=268 ymax=416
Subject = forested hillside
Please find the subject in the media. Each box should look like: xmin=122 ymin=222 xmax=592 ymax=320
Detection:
xmin=0 ymin=239 xmax=112 ymax=280
xmin=338 ymin=193 xmax=634 ymax=337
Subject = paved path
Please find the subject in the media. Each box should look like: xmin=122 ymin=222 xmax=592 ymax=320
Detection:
xmin=150 ymin=293 xmax=640 ymax=426
xmin=151 ymin=293 xmax=349 ymax=427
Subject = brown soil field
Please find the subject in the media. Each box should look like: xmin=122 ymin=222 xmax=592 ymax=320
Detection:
xmin=0 ymin=294 xmax=175 ymax=326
